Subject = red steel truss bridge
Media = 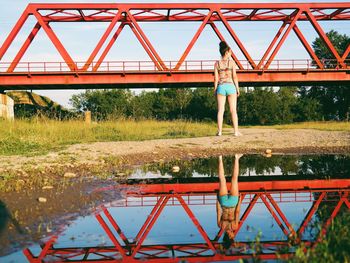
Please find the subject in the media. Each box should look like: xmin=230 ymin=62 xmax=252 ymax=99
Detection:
xmin=23 ymin=178 xmax=350 ymax=262
xmin=0 ymin=2 xmax=350 ymax=90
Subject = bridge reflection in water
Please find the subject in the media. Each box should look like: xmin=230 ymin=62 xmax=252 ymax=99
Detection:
xmin=23 ymin=178 xmax=350 ymax=262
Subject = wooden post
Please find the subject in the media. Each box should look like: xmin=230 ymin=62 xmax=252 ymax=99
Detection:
xmin=85 ymin=110 xmax=91 ymax=124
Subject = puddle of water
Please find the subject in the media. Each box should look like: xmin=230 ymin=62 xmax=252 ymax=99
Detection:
xmin=130 ymin=154 xmax=350 ymax=181
xmin=1 ymin=154 xmax=349 ymax=262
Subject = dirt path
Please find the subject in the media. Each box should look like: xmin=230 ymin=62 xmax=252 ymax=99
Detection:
xmin=1 ymin=128 xmax=349 ymax=175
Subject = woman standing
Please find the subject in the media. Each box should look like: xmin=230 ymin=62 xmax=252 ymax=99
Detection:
xmin=214 ymin=41 xmax=241 ymax=136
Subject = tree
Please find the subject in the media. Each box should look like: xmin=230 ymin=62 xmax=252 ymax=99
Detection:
xmin=276 ymin=87 xmax=298 ymax=123
xmin=302 ymin=30 xmax=350 ymax=120
xmin=186 ymin=88 xmax=216 ymax=121
xmin=312 ymin=30 xmax=350 ymax=69
xmin=238 ymin=88 xmax=281 ymax=125
xmin=129 ymin=91 xmax=157 ymax=120
xmin=70 ymin=89 xmax=132 ymax=120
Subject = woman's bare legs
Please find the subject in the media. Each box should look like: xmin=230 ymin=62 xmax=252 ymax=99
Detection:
xmin=218 ymin=156 xmax=228 ymax=196
xmin=217 ymin=94 xmax=226 ymax=135
xmin=227 ymin=93 xmax=240 ymax=136
xmin=230 ymin=154 xmax=242 ymax=196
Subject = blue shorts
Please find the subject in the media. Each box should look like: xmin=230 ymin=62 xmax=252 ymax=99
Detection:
xmin=218 ymin=195 xmax=239 ymax=208
xmin=216 ymin=83 xmax=236 ymax=96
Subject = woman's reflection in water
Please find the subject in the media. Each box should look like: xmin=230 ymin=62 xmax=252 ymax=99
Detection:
xmin=216 ymin=154 xmax=242 ymax=247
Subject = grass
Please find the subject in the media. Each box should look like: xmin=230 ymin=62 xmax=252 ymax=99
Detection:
xmin=0 ymin=118 xmax=216 ymax=156
xmin=288 ymin=212 xmax=350 ymax=263
xmin=249 ymin=121 xmax=350 ymax=131
xmin=0 ymin=119 xmax=349 ymax=156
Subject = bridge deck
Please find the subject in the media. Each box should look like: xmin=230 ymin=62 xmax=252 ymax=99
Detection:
xmin=1 ymin=59 xmax=349 ymax=89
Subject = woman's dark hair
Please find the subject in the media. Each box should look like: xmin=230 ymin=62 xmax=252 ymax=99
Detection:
xmin=219 ymin=41 xmax=230 ymax=57
xmin=222 ymin=232 xmax=233 ymax=250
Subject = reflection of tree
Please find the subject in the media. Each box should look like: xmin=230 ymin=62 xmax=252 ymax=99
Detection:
xmin=0 ymin=200 xmax=23 ymax=237
xmin=239 ymin=155 xmax=299 ymax=175
xmin=312 ymin=191 xmax=349 ymax=230
xmin=297 ymin=155 xmax=350 ymax=178
xmin=143 ymin=158 xmax=218 ymax=178
xmin=143 ymin=155 xmax=350 ymax=179
xmin=0 ymin=201 xmax=10 ymax=236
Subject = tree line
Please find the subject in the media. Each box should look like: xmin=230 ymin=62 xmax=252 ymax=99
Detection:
xmin=69 ymin=84 xmax=347 ymax=124
xmin=70 ymin=30 xmax=349 ymax=124
xmin=12 ymin=30 xmax=349 ymax=123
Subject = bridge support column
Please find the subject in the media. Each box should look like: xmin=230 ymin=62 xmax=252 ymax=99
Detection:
xmin=0 ymin=93 xmax=14 ymax=120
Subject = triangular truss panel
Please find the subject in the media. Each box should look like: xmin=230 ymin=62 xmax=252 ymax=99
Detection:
xmin=23 ymin=179 xmax=350 ymax=262
xmin=0 ymin=3 xmax=349 ymax=88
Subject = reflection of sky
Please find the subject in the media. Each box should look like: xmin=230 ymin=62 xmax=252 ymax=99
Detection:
xmin=0 ymin=191 xmax=332 ymax=262
xmin=53 ymin=193 xmax=317 ymax=245
xmin=128 ymin=166 xmax=290 ymax=179
xmin=44 ymin=199 xmax=311 ymax=247
xmin=128 ymin=169 xmax=172 ymax=179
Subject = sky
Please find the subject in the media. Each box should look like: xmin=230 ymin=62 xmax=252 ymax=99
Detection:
xmin=0 ymin=0 xmax=349 ymax=108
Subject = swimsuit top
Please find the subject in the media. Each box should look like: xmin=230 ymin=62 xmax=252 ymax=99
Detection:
xmin=221 ymin=207 xmax=235 ymax=222
xmin=215 ymin=59 xmax=234 ymax=84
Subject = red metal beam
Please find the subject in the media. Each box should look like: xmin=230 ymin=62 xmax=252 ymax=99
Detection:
xmin=341 ymin=43 xmax=350 ymax=62
xmin=135 ymin=179 xmax=350 ymax=194
xmin=96 ymin=212 xmax=127 ymax=256
xmin=126 ymin=23 xmax=163 ymax=71
xmin=33 ymin=11 xmax=77 ymax=71
xmin=305 ymin=9 xmax=346 ymax=68
xmin=23 ymin=3 xmax=350 ymax=22
xmin=103 ymin=208 xmax=130 ymax=246
xmin=0 ymin=7 xmax=30 ymax=60
xmin=82 ymin=10 xmax=122 ymax=71
xmin=298 ymin=192 xmax=326 ymax=236
xmin=131 ymin=196 xmax=170 ymax=257
xmin=7 ymin=22 xmax=41 ymax=73
xmin=257 ymin=21 xmax=287 ymax=69
xmin=266 ymin=193 xmax=297 ymax=236
xmin=176 ymin=195 xmax=216 ymax=252
xmin=134 ymin=196 xmax=166 ymax=242
xmin=23 ymin=188 xmax=349 ymax=262
xmin=260 ymin=194 xmax=291 ymax=236
xmin=174 ymin=11 xmax=213 ymax=70
xmin=25 ymin=245 xmax=296 ymax=263
xmin=0 ymin=2 xmax=349 ymax=86
xmin=216 ymin=10 xmax=256 ymax=69
xmin=263 ymin=9 xmax=303 ymax=69
xmin=1 ymin=70 xmax=349 ymax=90
xmin=93 ymin=23 xmax=126 ymax=71
xmin=317 ymin=191 xmax=349 ymax=242
xmin=127 ymin=10 xmax=168 ymax=71
xmin=23 ymin=235 xmax=57 ymax=262
xmin=209 ymin=22 xmax=243 ymax=69
xmin=293 ymin=24 xmax=324 ymax=69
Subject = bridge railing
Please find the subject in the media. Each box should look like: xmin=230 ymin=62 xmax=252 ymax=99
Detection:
xmin=116 ymin=190 xmax=341 ymax=207
xmin=0 ymin=59 xmax=349 ymax=73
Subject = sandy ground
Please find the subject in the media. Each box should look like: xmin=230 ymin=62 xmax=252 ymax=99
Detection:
xmin=0 ymin=128 xmax=349 ymax=175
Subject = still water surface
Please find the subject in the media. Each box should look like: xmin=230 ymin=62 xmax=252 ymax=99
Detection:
xmin=1 ymin=154 xmax=349 ymax=262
